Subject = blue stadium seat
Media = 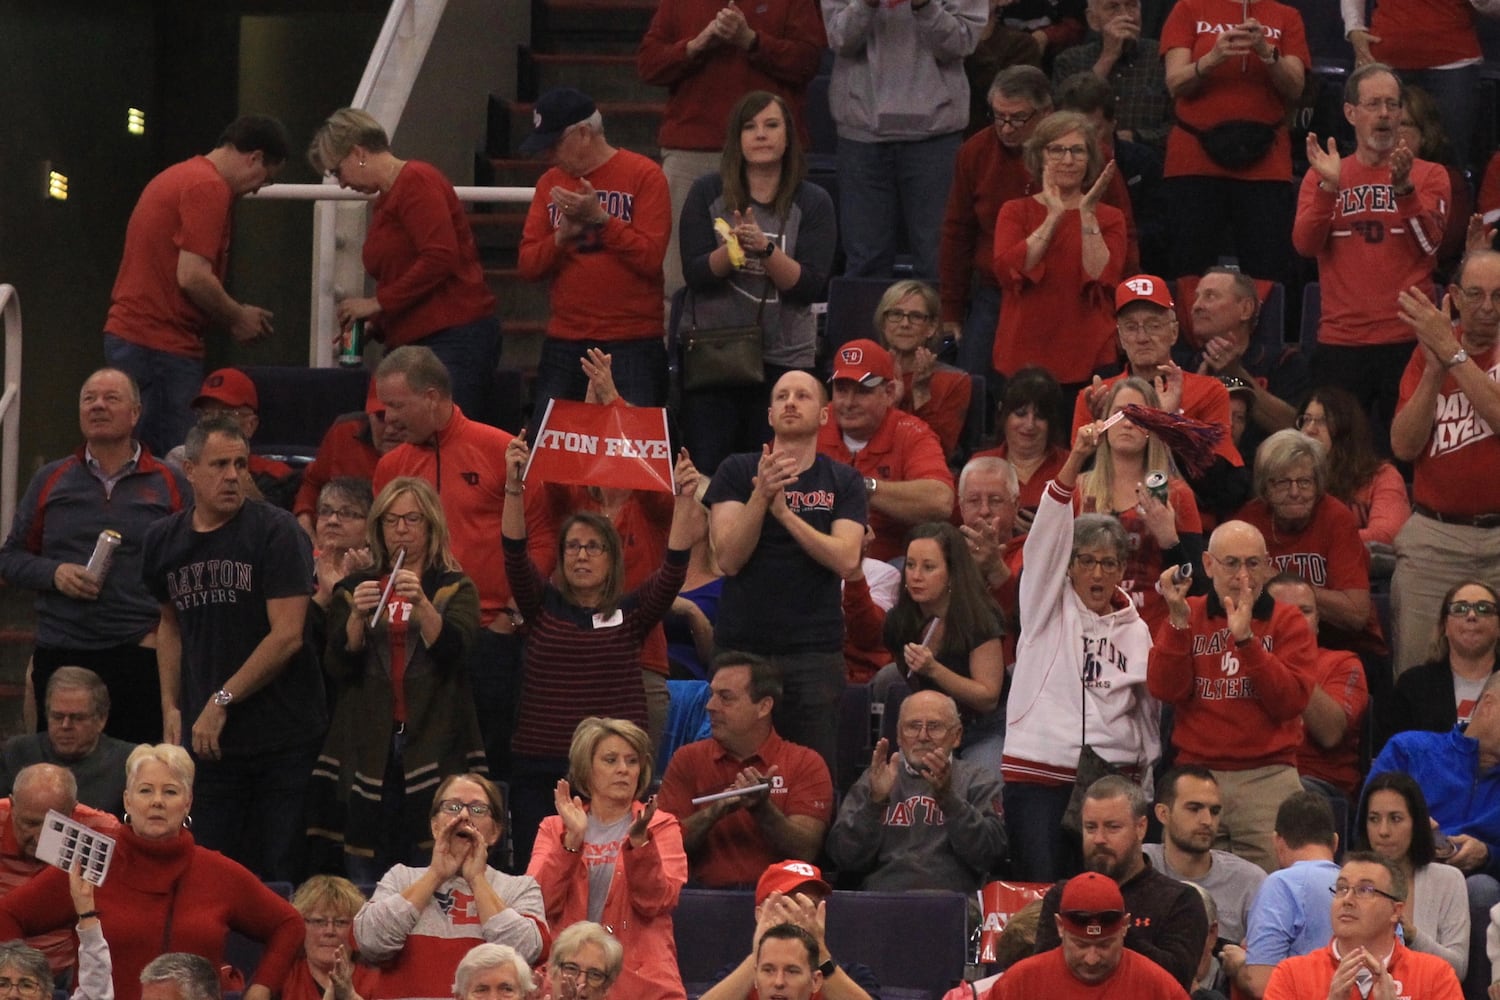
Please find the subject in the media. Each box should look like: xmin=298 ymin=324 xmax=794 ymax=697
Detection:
xmin=1300 ymin=281 xmax=1322 ymax=354
xmin=825 ymin=277 xmax=897 ymax=355
xmin=837 ymin=681 xmax=873 ymax=793
xmin=674 ymin=888 xmax=757 ymax=998
xmin=825 ymin=890 xmax=969 ymax=999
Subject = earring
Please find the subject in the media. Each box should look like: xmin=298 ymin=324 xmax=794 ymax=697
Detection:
xmin=124 ymin=813 xmax=132 ymax=826
xmin=359 ymin=159 xmax=366 ymax=167
xmin=183 ymin=814 xmax=193 ymax=831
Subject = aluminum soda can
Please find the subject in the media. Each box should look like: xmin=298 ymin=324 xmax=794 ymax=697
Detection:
xmin=1144 ymin=470 xmax=1169 ymax=505
xmin=339 ymin=319 xmax=365 ymax=367
xmin=85 ymin=529 xmax=122 ymax=581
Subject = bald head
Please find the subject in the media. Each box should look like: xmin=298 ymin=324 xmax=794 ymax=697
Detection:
xmin=1204 ymin=520 xmax=1270 ymax=605
xmin=768 ymin=370 xmax=828 ymax=442
xmin=11 ymin=764 xmax=78 ymax=859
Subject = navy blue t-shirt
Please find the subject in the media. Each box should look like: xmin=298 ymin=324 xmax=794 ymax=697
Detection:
xmin=705 ymin=452 xmax=866 ymax=653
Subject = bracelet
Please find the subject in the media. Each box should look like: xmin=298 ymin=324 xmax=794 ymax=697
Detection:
xmin=562 ymin=838 xmax=581 ymax=854
xmin=1167 ymin=619 xmax=1189 ymax=631
xmin=77 ymin=910 xmax=99 ymax=921
xmin=504 ymin=486 xmax=524 ymax=496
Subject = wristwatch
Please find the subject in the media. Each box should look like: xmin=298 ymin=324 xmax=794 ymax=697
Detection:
xmin=212 ymin=689 xmax=234 ymax=708
xmin=1445 ymin=348 xmax=1469 ymax=370
xmin=818 ymin=958 xmax=837 ymax=978
xmin=863 ymin=476 xmax=878 ymax=495
xmin=757 ymin=239 xmax=777 ymax=259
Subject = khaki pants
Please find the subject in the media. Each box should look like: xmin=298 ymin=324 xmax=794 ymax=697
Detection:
xmin=1211 ymin=763 xmax=1305 ymax=874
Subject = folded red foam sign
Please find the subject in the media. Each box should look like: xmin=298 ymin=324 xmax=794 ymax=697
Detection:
xmin=525 ymin=399 xmax=674 ymax=493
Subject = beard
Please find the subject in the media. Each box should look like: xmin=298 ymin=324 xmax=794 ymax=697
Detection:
xmin=1084 ymin=846 xmax=1134 ymax=882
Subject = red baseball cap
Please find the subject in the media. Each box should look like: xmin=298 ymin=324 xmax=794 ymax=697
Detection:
xmin=192 ymin=368 xmax=258 ymax=411
xmin=1056 ymin=872 xmax=1128 ymax=937
xmin=831 ymin=339 xmax=894 ymax=387
xmin=1115 ymin=274 xmax=1174 ymax=312
xmin=755 ymin=860 xmax=831 ymax=906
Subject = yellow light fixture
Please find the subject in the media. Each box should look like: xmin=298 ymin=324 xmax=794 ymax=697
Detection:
xmin=46 ymin=169 xmax=68 ymax=202
xmin=127 ymin=108 xmax=146 ymax=136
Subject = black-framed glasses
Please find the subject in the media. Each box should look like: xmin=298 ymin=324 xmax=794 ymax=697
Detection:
xmin=1044 ymin=144 xmax=1089 ymax=161
xmin=565 ymin=539 xmax=607 ymax=556
xmin=1267 ymin=477 xmax=1316 ymax=494
xmin=884 ymin=309 xmax=934 ymax=325
xmin=988 ymin=108 xmax=1037 ymax=129
xmin=1448 ymin=600 xmax=1499 ymax=617
xmin=1331 ymin=882 xmax=1402 ymax=903
xmin=557 ymin=963 xmax=610 ymax=987
xmin=1073 ymin=554 xmax=1122 ymax=574
xmin=318 ymin=505 xmax=365 ymax=521
xmin=380 ymin=511 xmax=424 ymax=527
xmin=437 ymin=799 xmax=493 ymax=818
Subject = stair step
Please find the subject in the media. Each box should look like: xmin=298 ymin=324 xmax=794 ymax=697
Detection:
xmin=520 ymin=49 xmax=647 ymax=102
xmin=488 ymin=267 xmax=553 ymax=320
xmin=471 ymin=210 xmax=529 ymax=257
xmin=534 ymin=0 xmax=657 ymax=48
xmin=501 ymin=320 xmax=547 ymax=375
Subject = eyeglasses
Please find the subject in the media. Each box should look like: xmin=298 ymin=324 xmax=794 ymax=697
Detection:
xmin=1267 ymin=477 xmax=1316 ymax=495
xmin=884 ymin=309 xmax=934 ymax=325
xmin=1356 ymin=99 xmax=1403 ymax=113
xmin=1117 ymin=319 xmax=1173 ymax=338
xmin=1448 ymin=600 xmax=1499 ymax=617
xmin=1331 ymin=882 xmax=1402 ymax=902
xmin=988 ymin=109 xmax=1036 ymax=129
xmin=47 ymin=711 xmax=96 ymax=725
xmin=1044 ymin=144 xmax=1089 ymax=161
xmin=305 ymin=917 xmax=354 ymax=930
xmin=900 ymin=720 xmax=953 ymax=737
xmin=1459 ymin=287 xmax=1500 ymax=309
xmin=380 ymin=511 xmax=424 ymax=527
xmin=1295 ymin=413 xmax=1326 ymax=431
xmin=0 ymin=980 xmax=43 ymax=998
xmin=1073 ymin=554 xmax=1123 ymax=574
xmin=565 ymin=539 xmax=607 ymax=556
xmin=557 ymin=963 xmax=610 ymax=987
xmin=1213 ymin=555 xmax=1265 ymax=575
xmin=437 ymin=799 xmax=493 ymax=818
xmin=318 ymin=505 xmax=365 ymax=521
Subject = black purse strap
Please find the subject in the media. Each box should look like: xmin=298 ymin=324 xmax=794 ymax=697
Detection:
xmin=687 ymin=274 xmax=772 ymax=330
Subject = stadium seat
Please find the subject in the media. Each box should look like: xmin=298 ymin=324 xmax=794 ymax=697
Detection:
xmin=825 ymin=890 xmax=969 ymax=999
xmin=240 ymin=365 xmax=370 ymax=461
xmin=1300 ymin=281 xmax=1321 ymax=355
xmin=674 ymin=888 xmax=757 ymax=998
xmin=825 ymin=276 xmax=897 ymax=355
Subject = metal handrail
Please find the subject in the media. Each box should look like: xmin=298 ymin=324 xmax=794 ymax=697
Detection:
xmin=0 ymin=286 xmax=21 ymax=540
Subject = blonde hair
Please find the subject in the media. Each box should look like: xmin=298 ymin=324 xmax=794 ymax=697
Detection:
xmin=368 ymin=476 xmax=462 ymax=572
xmin=291 ymin=875 xmax=366 ymax=919
xmin=308 ymin=107 xmax=391 ymax=174
xmin=125 ymin=743 xmax=195 ymax=789
xmin=566 ymin=718 xmax=653 ymax=799
xmin=1077 ymin=377 xmax=1177 ymax=516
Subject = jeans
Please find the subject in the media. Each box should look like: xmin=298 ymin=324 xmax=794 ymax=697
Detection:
xmin=508 ymin=754 xmax=570 ymax=875
xmin=958 ymin=281 xmax=1002 ymax=406
xmin=1165 ymin=177 xmax=1293 ymax=283
xmin=680 ymin=363 xmax=803 ymax=474
xmin=765 ymin=649 xmax=847 ymax=779
xmin=1309 ymin=341 xmax=1415 ymax=457
xmin=421 ymin=316 xmax=502 ymax=425
xmin=532 ymin=336 xmax=668 ymax=424
xmin=102 ymin=333 xmax=203 ymax=457
xmin=1002 ymin=782 xmax=1078 ymax=882
xmin=191 ymin=739 xmax=321 ymax=882
xmin=837 ymin=132 xmax=963 ymax=280
xmin=1403 ymin=65 xmax=1481 ymax=170
xmin=660 ymin=149 xmax=724 ymax=304
xmin=470 ymin=629 xmax=523 ymax=783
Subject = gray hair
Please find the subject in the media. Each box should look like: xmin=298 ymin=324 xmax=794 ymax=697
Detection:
xmin=988 ymin=65 xmax=1053 ymax=109
xmin=0 ymin=943 xmax=50 ymax=991
xmin=1085 ymin=774 xmax=1149 ymax=820
xmin=1253 ymin=429 xmax=1327 ymax=501
xmin=453 ymin=943 xmax=535 ymax=998
xmin=13 ymin=763 xmax=78 ymax=810
xmin=375 ymin=345 xmax=453 ymax=399
xmin=1344 ymin=62 xmax=1399 ymax=106
xmin=551 ymin=922 xmax=625 ymax=983
xmin=140 ymin=953 xmax=220 ymax=1000
xmin=1073 ymin=513 xmax=1128 ymax=562
xmin=125 ymin=743 xmax=195 ymax=790
xmin=958 ymin=456 xmax=1020 ymax=502
xmin=46 ymin=666 xmax=110 ymax=718
xmin=183 ymin=415 xmax=246 ymax=464
xmin=83 ymin=368 xmax=141 ymax=405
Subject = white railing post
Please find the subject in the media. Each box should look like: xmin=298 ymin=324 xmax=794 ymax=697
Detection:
xmin=0 ymin=286 xmax=22 ymax=540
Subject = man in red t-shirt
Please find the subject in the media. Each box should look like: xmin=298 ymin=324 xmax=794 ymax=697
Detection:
xmin=817 ymin=340 xmax=955 ymax=562
xmin=1293 ymin=63 xmax=1450 ymax=452
xmin=103 ymin=116 xmax=289 ymax=457
xmin=657 ymin=653 xmax=833 ymax=888
xmin=1266 ymin=574 xmax=1368 ymax=806
xmin=1390 ymin=250 xmax=1500 ymax=675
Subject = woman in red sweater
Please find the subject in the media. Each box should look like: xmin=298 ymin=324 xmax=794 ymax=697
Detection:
xmin=0 ymin=744 xmax=303 ymax=1000
xmin=309 ymin=108 xmax=499 ymax=420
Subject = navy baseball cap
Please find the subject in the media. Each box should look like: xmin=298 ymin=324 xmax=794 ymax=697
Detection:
xmin=520 ymin=88 xmax=597 ymax=156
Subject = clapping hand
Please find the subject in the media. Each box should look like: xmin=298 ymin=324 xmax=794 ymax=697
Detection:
xmin=627 ymin=795 xmax=658 ymax=848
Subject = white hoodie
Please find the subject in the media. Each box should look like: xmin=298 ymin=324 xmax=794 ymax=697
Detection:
xmin=1003 ymin=479 xmax=1160 ymax=783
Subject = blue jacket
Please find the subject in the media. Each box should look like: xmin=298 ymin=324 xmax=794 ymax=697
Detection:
xmin=1369 ymin=725 xmax=1500 ymax=879
xmin=0 ymin=446 xmax=185 ymax=648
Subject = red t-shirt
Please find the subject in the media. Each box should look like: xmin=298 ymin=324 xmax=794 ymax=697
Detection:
xmin=105 ymin=156 xmax=234 ymax=358
xmin=292 ymin=414 xmax=380 ymax=519
xmin=1070 ymin=367 xmax=1244 ymax=467
xmin=1292 ymin=156 xmax=1449 ymax=348
xmin=992 ymin=199 xmax=1127 ymax=382
xmin=1159 ymin=0 xmax=1311 ymax=181
xmin=1370 ymin=0 xmax=1479 ymax=69
xmin=517 ymin=149 xmax=670 ymax=342
xmin=1295 ymin=646 xmax=1368 ymax=798
xmin=656 ymin=730 xmax=834 ymax=887
xmin=817 ymin=407 xmax=955 ymax=562
xmin=985 ymin=945 xmax=1190 ymax=1000
xmin=365 ymin=160 xmax=496 ymax=348
xmin=1398 ymin=340 xmax=1500 ymax=518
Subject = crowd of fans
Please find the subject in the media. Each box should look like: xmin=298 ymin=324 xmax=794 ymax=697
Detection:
xmin=10 ymin=0 xmax=1500 ymax=998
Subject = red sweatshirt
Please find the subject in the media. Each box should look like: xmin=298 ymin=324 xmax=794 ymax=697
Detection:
xmin=1148 ymin=590 xmax=1316 ymax=768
